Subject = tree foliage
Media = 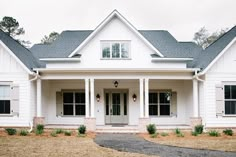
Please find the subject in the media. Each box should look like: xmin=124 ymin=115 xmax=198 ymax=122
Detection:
xmin=0 ymin=16 xmax=31 ymax=47
xmin=41 ymin=32 xmax=59 ymax=44
xmin=0 ymin=16 xmax=25 ymax=37
xmin=193 ymin=27 xmax=228 ymax=49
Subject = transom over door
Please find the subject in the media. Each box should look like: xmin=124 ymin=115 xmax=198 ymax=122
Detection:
xmin=105 ymin=90 xmax=128 ymax=124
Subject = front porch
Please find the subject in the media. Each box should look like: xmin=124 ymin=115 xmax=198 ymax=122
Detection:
xmin=34 ymin=71 xmax=202 ymax=132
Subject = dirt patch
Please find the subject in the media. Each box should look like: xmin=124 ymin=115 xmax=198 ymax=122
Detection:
xmin=140 ymin=131 xmax=236 ymax=152
xmin=0 ymin=130 xmax=157 ymax=157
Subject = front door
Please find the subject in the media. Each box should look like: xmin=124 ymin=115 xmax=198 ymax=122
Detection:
xmin=105 ymin=90 xmax=128 ymax=124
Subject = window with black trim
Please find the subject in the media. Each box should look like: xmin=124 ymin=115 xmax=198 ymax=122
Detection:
xmin=63 ymin=92 xmax=85 ymax=116
xmin=149 ymin=92 xmax=171 ymax=116
xmin=0 ymin=85 xmax=11 ymax=114
xmin=224 ymin=85 xmax=236 ymax=115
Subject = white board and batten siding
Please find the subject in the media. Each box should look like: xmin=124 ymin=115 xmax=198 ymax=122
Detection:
xmin=0 ymin=43 xmax=34 ymax=127
xmin=203 ymin=41 xmax=236 ymax=128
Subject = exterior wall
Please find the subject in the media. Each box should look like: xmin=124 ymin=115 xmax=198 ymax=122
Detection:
xmin=43 ymin=80 xmax=85 ymax=125
xmin=0 ymin=44 xmax=33 ymax=126
xmin=43 ymin=79 xmax=193 ymax=126
xmin=203 ymin=41 xmax=236 ymax=127
xmin=45 ymin=17 xmax=187 ymax=69
xmin=150 ymin=80 xmax=193 ymax=125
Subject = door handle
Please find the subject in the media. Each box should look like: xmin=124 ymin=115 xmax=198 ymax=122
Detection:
xmin=110 ymin=109 xmax=112 ymax=115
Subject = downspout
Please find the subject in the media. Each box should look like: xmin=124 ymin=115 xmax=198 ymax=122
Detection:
xmin=28 ymin=70 xmax=40 ymax=132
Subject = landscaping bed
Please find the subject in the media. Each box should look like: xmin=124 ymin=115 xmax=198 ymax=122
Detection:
xmin=0 ymin=130 xmax=157 ymax=157
xmin=140 ymin=131 xmax=236 ymax=152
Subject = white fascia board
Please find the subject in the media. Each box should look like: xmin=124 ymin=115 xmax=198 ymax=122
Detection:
xmin=0 ymin=40 xmax=34 ymax=75
xmin=151 ymin=58 xmax=193 ymax=62
xmin=40 ymin=58 xmax=81 ymax=62
xmin=68 ymin=10 xmax=164 ymax=58
xmin=33 ymin=68 xmax=199 ymax=73
xmin=200 ymin=37 xmax=236 ymax=75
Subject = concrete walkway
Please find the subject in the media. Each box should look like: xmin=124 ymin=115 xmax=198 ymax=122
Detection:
xmin=94 ymin=134 xmax=236 ymax=157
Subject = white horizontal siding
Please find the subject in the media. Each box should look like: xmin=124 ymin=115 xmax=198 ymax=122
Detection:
xmin=204 ymin=41 xmax=236 ymax=127
xmin=0 ymin=44 xmax=32 ymax=127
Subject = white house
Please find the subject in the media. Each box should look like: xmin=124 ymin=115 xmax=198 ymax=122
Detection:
xmin=0 ymin=10 xmax=236 ymax=132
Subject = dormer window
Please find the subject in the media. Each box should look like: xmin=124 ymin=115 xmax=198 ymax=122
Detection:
xmin=101 ymin=41 xmax=130 ymax=59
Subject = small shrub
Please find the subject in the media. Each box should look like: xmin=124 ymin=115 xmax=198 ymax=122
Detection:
xmin=55 ymin=129 xmax=64 ymax=134
xmin=19 ymin=130 xmax=28 ymax=136
xmin=146 ymin=124 xmax=156 ymax=135
xmin=191 ymin=131 xmax=198 ymax=136
xmin=194 ymin=125 xmax=204 ymax=134
xmin=64 ymin=130 xmax=71 ymax=136
xmin=5 ymin=128 xmax=17 ymax=135
xmin=209 ymin=130 xmax=220 ymax=137
xmin=150 ymin=133 xmax=158 ymax=138
xmin=177 ymin=132 xmax=185 ymax=137
xmin=35 ymin=124 xmax=44 ymax=135
xmin=51 ymin=131 xmax=57 ymax=137
xmin=223 ymin=129 xmax=233 ymax=136
xmin=78 ymin=125 xmax=86 ymax=134
xmin=174 ymin=128 xmax=181 ymax=135
xmin=160 ymin=132 xmax=169 ymax=137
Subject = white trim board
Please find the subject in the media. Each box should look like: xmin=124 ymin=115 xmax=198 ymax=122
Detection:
xmin=200 ymin=37 xmax=236 ymax=75
xmin=40 ymin=58 xmax=81 ymax=62
xmin=0 ymin=40 xmax=33 ymax=75
xmin=68 ymin=10 xmax=164 ymax=58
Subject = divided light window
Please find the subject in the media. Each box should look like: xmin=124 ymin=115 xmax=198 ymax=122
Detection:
xmin=63 ymin=92 xmax=85 ymax=116
xmin=101 ymin=42 xmax=129 ymax=59
xmin=224 ymin=85 xmax=236 ymax=115
xmin=0 ymin=85 xmax=11 ymax=114
xmin=149 ymin=92 xmax=171 ymax=116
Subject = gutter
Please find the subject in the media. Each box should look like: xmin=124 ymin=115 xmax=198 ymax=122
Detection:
xmin=193 ymin=69 xmax=204 ymax=82
xmin=29 ymin=70 xmax=40 ymax=82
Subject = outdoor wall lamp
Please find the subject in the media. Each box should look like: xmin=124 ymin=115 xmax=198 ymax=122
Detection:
xmin=96 ymin=94 xmax=100 ymax=102
xmin=114 ymin=81 xmax=119 ymax=88
xmin=132 ymin=94 xmax=137 ymax=102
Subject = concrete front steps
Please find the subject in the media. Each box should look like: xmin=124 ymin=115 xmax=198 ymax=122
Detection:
xmin=96 ymin=125 xmax=139 ymax=133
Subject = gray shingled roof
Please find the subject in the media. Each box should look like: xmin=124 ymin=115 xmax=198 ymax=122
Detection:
xmin=0 ymin=29 xmax=42 ymax=72
xmin=191 ymin=26 xmax=236 ymax=70
xmin=30 ymin=30 xmax=92 ymax=58
xmin=31 ymin=30 xmax=202 ymax=58
xmin=29 ymin=26 xmax=236 ymax=71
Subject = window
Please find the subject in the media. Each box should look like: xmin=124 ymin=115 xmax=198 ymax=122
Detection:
xmin=63 ymin=92 xmax=85 ymax=116
xmin=149 ymin=91 xmax=171 ymax=116
xmin=224 ymin=85 xmax=236 ymax=115
xmin=0 ymin=85 xmax=11 ymax=114
xmin=101 ymin=41 xmax=130 ymax=59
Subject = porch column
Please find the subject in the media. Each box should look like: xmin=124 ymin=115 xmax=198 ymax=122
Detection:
xmin=34 ymin=78 xmax=44 ymax=127
xmin=90 ymin=78 xmax=95 ymax=118
xmin=190 ymin=79 xmax=202 ymax=130
xmin=145 ymin=78 xmax=149 ymax=117
xmin=36 ymin=79 xmax=42 ymax=117
xmin=193 ymin=79 xmax=199 ymax=117
xmin=139 ymin=78 xmax=144 ymax=117
xmin=85 ymin=79 xmax=89 ymax=118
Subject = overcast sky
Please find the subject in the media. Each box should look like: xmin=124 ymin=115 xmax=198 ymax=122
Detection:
xmin=0 ymin=0 xmax=235 ymax=45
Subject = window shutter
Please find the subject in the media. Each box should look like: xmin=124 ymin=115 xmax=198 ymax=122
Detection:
xmin=215 ymin=84 xmax=224 ymax=116
xmin=10 ymin=84 xmax=19 ymax=116
xmin=56 ymin=92 xmax=62 ymax=116
xmin=171 ymin=92 xmax=177 ymax=117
